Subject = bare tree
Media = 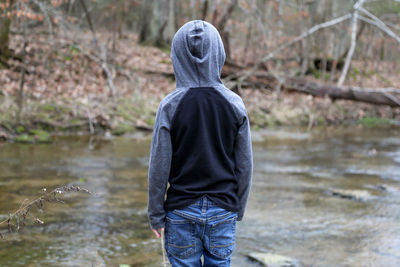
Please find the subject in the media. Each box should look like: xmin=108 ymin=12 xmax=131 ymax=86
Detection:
xmin=338 ymin=0 xmax=366 ymax=86
xmin=0 ymin=0 xmax=11 ymax=67
xmin=215 ymin=0 xmax=238 ymax=60
xmin=138 ymin=0 xmax=170 ymax=47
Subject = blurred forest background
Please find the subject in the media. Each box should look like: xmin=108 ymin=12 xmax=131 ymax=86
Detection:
xmin=1 ymin=0 xmax=400 ymax=141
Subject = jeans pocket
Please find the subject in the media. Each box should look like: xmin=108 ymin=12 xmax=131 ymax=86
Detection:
xmin=165 ymin=212 xmax=196 ymax=259
xmin=209 ymin=215 xmax=237 ymax=259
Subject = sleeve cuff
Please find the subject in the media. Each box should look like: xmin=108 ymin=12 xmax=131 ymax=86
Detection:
xmin=150 ymin=221 xmax=165 ymax=230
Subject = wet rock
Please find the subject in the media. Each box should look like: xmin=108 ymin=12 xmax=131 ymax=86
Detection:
xmin=247 ymin=252 xmax=299 ymax=267
xmin=329 ymin=189 xmax=373 ymax=201
xmin=0 ymin=130 xmax=8 ymax=141
xmin=366 ymin=184 xmax=400 ymax=193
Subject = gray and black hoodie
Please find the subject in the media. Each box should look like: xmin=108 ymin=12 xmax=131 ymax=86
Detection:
xmin=147 ymin=20 xmax=253 ymax=229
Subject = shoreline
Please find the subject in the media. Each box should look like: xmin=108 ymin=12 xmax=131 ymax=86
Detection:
xmin=1 ymin=94 xmax=399 ymax=144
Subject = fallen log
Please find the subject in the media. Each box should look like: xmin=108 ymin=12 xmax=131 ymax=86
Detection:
xmin=222 ymin=65 xmax=400 ymax=108
xmin=284 ymin=78 xmax=400 ymax=107
xmin=144 ymin=63 xmax=400 ymax=108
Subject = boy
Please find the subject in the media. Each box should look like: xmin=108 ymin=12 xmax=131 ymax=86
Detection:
xmin=147 ymin=20 xmax=253 ymax=267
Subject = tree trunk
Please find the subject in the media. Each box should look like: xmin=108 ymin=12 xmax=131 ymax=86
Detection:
xmin=154 ymin=0 xmax=168 ymax=47
xmin=138 ymin=0 xmax=169 ymax=47
xmin=201 ymin=0 xmax=209 ymax=20
xmin=166 ymin=0 xmax=176 ymax=43
xmin=216 ymin=0 xmax=238 ymax=60
xmin=0 ymin=13 xmax=11 ymax=67
xmin=138 ymin=0 xmax=153 ymax=43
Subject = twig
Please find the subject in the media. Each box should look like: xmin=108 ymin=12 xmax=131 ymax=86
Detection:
xmin=0 ymin=185 xmax=92 ymax=239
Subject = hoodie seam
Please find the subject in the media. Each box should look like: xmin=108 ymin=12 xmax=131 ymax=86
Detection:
xmin=211 ymin=88 xmax=241 ymax=127
xmin=214 ymin=86 xmax=245 ymax=126
xmin=170 ymin=89 xmax=193 ymax=129
xmin=195 ymin=63 xmax=201 ymax=87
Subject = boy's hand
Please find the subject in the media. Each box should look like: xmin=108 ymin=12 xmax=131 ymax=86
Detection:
xmin=152 ymin=228 xmax=165 ymax=238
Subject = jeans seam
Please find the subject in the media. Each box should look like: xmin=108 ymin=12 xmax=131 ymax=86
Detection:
xmin=210 ymin=242 xmax=235 ymax=248
xmin=166 ymin=217 xmax=190 ymax=224
xmin=169 ymin=243 xmax=195 ymax=249
xmin=208 ymin=212 xmax=235 ymax=222
xmin=172 ymin=210 xmax=205 ymax=223
xmin=202 ymin=197 xmax=207 ymax=213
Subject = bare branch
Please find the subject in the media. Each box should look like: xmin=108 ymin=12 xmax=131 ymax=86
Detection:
xmin=0 ymin=185 xmax=93 ymax=240
xmin=358 ymin=7 xmax=400 ymax=44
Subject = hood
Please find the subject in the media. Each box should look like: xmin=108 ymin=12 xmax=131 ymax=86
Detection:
xmin=171 ymin=20 xmax=226 ymax=88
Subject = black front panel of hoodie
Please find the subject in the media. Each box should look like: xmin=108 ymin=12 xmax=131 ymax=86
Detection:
xmin=165 ymin=87 xmax=240 ymax=212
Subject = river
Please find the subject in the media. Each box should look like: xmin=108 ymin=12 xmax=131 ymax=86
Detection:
xmin=0 ymin=127 xmax=399 ymax=266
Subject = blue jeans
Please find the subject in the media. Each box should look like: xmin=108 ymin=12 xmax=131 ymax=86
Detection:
xmin=165 ymin=196 xmax=238 ymax=267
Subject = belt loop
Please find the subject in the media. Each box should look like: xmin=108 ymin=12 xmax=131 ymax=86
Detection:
xmin=201 ymin=196 xmax=207 ymax=213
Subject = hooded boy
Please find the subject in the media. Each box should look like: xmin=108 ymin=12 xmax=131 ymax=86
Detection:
xmin=147 ymin=20 xmax=253 ymax=267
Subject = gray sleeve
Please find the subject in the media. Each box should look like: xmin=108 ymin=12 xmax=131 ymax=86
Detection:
xmin=235 ymin=114 xmax=253 ymax=221
xmin=147 ymin=103 xmax=172 ymax=229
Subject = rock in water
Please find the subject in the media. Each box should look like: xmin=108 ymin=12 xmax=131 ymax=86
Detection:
xmin=0 ymin=130 xmax=8 ymax=141
xmin=247 ymin=252 xmax=299 ymax=267
xmin=329 ymin=189 xmax=374 ymax=201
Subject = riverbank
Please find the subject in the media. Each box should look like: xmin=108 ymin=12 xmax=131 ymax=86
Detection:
xmin=1 ymin=92 xmax=399 ymax=143
xmin=1 ymin=32 xmax=399 ymax=142
xmin=1 ymin=88 xmax=399 ymax=143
